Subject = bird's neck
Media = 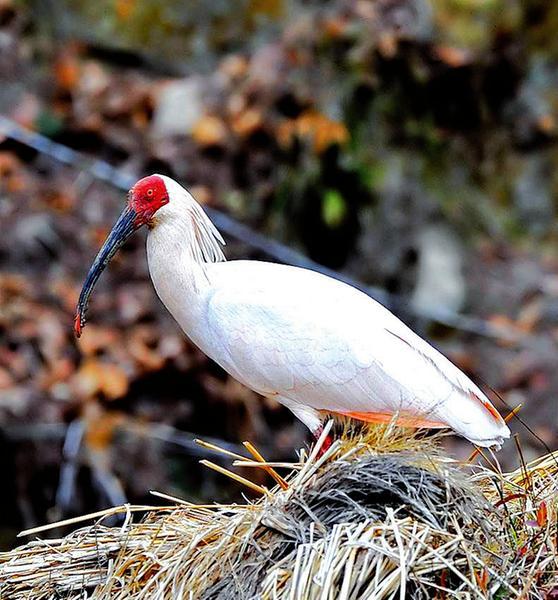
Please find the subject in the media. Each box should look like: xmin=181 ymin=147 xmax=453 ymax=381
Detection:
xmin=144 ymin=192 xmax=225 ymax=345
xmin=146 ymin=218 xmax=214 ymax=336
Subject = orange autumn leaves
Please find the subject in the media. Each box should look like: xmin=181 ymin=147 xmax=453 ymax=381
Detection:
xmin=277 ymin=110 xmax=349 ymax=153
xmin=0 ymin=269 xmax=186 ymax=403
xmin=71 ymin=320 xmax=125 ymax=401
xmin=73 ymin=359 xmax=128 ymax=401
xmin=192 ymin=115 xmax=229 ymax=147
xmin=192 ymin=108 xmax=349 ymax=153
xmin=0 ymin=152 xmax=27 ymax=193
xmin=72 ymin=324 xmax=184 ymax=401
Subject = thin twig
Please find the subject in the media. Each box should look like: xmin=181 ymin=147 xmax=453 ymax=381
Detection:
xmin=243 ymin=441 xmax=289 ymax=490
xmin=18 ymin=504 xmax=166 ymax=537
xmin=199 ymin=459 xmax=268 ymax=496
xmin=194 ymin=438 xmax=248 ymax=461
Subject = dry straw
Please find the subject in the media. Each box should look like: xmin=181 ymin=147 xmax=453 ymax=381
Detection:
xmin=1 ymin=421 xmax=557 ymax=599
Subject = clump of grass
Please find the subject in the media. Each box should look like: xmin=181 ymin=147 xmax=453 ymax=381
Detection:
xmin=0 ymin=422 xmax=556 ymax=599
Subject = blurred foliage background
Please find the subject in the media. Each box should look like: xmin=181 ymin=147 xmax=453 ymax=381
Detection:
xmin=1 ymin=0 xmax=558 ymax=550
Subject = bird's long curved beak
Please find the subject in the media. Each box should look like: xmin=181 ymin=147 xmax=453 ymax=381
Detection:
xmin=74 ymin=204 xmax=137 ymax=337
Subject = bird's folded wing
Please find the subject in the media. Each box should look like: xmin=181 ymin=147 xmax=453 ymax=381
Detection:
xmin=205 ymin=266 xmax=508 ymax=444
xmin=206 ymin=286 xmax=463 ymax=417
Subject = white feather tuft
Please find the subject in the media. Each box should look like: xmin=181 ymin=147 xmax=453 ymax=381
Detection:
xmin=189 ymin=201 xmax=226 ymax=265
xmin=157 ymin=174 xmax=226 ymax=267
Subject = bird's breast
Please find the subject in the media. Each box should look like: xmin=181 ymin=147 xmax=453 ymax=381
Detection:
xmin=146 ymin=234 xmax=216 ymax=346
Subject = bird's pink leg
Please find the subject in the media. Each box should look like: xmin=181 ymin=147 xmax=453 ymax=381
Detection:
xmin=313 ymin=423 xmax=333 ymax=458
xmin=272 ymin=396 xmax=330 ymax=456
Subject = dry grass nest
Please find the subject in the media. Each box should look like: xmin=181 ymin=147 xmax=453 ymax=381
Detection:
xmin=0 ymin=421 xmax=557 ymax=599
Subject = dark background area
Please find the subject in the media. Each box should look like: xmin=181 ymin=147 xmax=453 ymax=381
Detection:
xmin=1 ymin=0 xmax=558 ymax=550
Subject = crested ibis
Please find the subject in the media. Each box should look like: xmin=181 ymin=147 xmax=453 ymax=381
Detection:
xmin=75 ymin=175 xmax=510 ymax=449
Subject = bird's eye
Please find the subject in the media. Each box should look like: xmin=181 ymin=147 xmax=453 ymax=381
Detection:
xmin=147 ymin=189 xmax=154 ymax=197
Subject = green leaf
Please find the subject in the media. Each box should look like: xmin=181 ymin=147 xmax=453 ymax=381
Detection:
xmin=322 ymin=189 xmax=346 ymax=228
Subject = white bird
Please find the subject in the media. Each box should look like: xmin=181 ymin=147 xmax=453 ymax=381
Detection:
xmin=75 ymin=174 xmax=510 ymax=449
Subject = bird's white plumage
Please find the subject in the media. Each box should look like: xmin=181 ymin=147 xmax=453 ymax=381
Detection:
xmin=146 ymin=176 xmax=510 ymax=448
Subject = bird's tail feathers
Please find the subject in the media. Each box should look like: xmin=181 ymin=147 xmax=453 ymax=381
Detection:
xmin=441 ymin=389 xmax=510 ymax=448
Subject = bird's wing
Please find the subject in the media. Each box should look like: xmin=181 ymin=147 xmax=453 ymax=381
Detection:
xmin=205 ymin=273 xmax=445 ymax=414
xmin=207 ymin=287 xmax=364 ymax=394
xmin=204 ymin=263 xmax=508 ymax=446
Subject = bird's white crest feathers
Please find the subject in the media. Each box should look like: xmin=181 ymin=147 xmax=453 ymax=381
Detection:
xmin=158 ymin=174 xmax=226 ymax=266
xmin=189 ymin=201 xmax=226 ymax=265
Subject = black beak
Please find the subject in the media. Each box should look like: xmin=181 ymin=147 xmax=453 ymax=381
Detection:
xmin=74 ymin=205 xmax=137 ymax=337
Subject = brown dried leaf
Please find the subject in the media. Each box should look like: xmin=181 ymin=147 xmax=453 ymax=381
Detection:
xmin=433 ymin=45 xmax=472 ymax=67
xmin=37 ymin=357 xmax=74 ymax=392
xmin=191 ymin=115 xmax=228 ymax=147
xmin=84 ymin=407 xmax=126 ymax=451
xmin=230 ymin=108 xmax=263 ymax=138
xmin=189 ymin=185 xmax=211 ymax=206
xmin=0 ymin=366 xmax=14 ymax=390
xmin=322 ymin=16 xmax=348 ymax=39
xmin=278 ymin=110 xmax=349 ymax=153
xmin=115 ymin=0 xmax=136 ymax=20
xmin=127 ymin=326 xmax=165 ymax=371
xmin=54 ymin=48 xmax=80 ymax=91
xmin=12 ymin=93 xmax=41 ymax=129
xmin=537 ymin=114 xmax=556 ymax=134
xmin=73 ymin=359 xmax=129 ymax=400
xmin=487 ymin=314 xmax=520 ymax=348
xmin=516 ymin=298 xmax=542 ymax=333
xmin=49 ymin=279 xmax=80 ymax=314
xmin=536 ymin=501 xmax=548 ymax=528
xmin=41 ymin=187 xmax=76 ymax=213
xmin=219 ymin=55 xmax=249 ymax=81
xmin=77 ymin=325 xmax=120 ymax=357
xmin=0 ymin=152 xmax=26 ymax=192
xmin=299 ymin=111 xmax=349 ymax=153
xmin=378 ymin=33 xmax=398 ymax=58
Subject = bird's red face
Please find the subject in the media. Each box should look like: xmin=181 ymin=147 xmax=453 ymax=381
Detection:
xmin=129 ymin=175 xmax=170 ymax=227
xmin=74 ymin=174 xmax=169 ymax=337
